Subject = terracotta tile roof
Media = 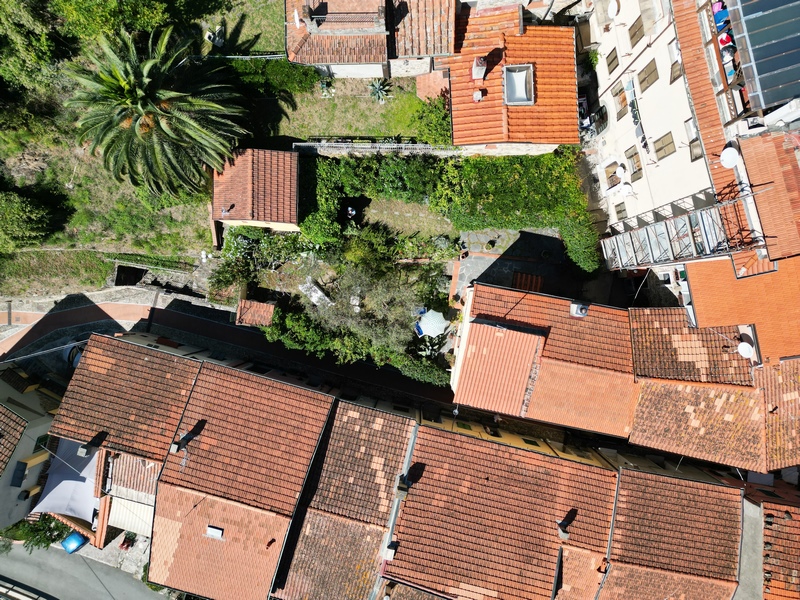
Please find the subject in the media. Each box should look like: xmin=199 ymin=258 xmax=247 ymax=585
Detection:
xmin=511 ymin=271 xmax=543 ymax=292
xmin=555 ymin=547 xmax=606 ymax=600
xmin=308 ymin=403 xmax=414 ymax=525
xmin=762 ymin=502 xmax=800 ymax=600
xmin=212 ymin=149 xmax=299 ymax=225
xmin=441 ymin=8 xmax=578 ymax=145
xmin=527 ymin=359 xmax=640 ymax=438
xmin=610 ymin=470 xmax=741 ymax=581
xmin=384 ymin=427 xmax=617 ymax=600
xmin=273 ymin=509 xmax=386 ymax=600
xmin=672 ymin=0 xmax=737 ymax=199
xmin=414 ymin=70 xmax=448 ymax=100
xmin=389 ymin=583 xmax=443 ymax=600
xmin=761 ymin=360 xmax=800 ymax=471
xmin=286 ymin=2 xmax=388 ymax=67
xmin=236 ymin=299 xmax=275 ymax=327
xmin=0 ymin=405 xmax=26 ymax=476
xmin=471 ymin=284 xmax=634 ymax=373
xmin=453 ymin=322 xmax=544 ymax=417
xmin=597 ymin=564 xmax=737 ymax=600
xmin=630 ymin=380 xmax=767 ymax=471
xmin=733 ymin=249 xmax=777 ymax=277
xmin=740 ymin=133 xmax=800 ymax=260
xmin=393 ymin=0 xmax=455 ymax=58
xmin=159 ymin=363 xmax=334 ymax=515
xmin=109 ymin=452 xmax=158 ymax=496
xmin=150 ymin=483 xmax=289 ymax=600
xmin=629 ymin=307 xmax=753 ymax=386
xmin=685 ymin=256 xmax=800 ymax=363
xmin=50 ymin=335 xmax=201 ymax=463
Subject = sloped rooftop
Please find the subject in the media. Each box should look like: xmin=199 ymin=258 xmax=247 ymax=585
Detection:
xmin=0 ymin=405 xmax=26 ymax=476
xmin=762 ymin=502 xmax=800 ymax=600
xmin=393 ymin=0 xmax=455 ymax=58
xmin=159 ymin=362 xmax=334 ymax=515
xmin=212 ymin=149 xmax=299 ymax=225
xmin=441 ymin=7 xmax=578 ymax=145
xmin=384 ymin=427 xmax=617 ymax=600
xmin=597 ymin=564 xmax=737 ymax=600
xmin=50 ymin=335 xmax=201 ymax=463
xmin=629 ymin=307 xmax=753 ymax=386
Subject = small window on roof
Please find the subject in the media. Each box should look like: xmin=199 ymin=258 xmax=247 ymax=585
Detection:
xmin=758 ymin=488 xmax=782 ymax=498
xmin=456 ymin=422 xmax=473 ymax=431
xmin=522 ymin=438 xmax=540 ymax=447
xmin=206 ymin=525 xmax=224 ymax=540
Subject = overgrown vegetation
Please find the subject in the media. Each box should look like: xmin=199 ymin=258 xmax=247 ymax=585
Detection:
xmin=0 ymin=515 xmax=72 ymax=554
xmin=300 ymin=150 xmax=599 ymax=271
xmin=412 ymin=94 xmax=452 ymax=145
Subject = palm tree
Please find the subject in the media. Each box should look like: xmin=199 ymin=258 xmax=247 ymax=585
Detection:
xmin=68 ymin=27 xmax=249 ymax=196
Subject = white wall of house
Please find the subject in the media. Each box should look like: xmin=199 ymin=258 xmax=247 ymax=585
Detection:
xmin=0 ymin=417 xmax=51 ymax=530
xmin=329 ymin=63 xmax=385 ymax=79
xmin=588 ymin=0 xmax=713 ymax=227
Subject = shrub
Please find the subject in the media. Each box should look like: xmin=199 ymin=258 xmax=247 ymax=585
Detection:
xmin=368 ymin=78 xmax=392 ymax=104
xmin=412 ymin=95 xmax=452 ymax=145
xmin=230 ymin=59 xmax=319 ymax=95
xmin=393 ymin=354 xmax=451 ymax=386
xmin=0 ymin=191 xmax=49 ymax=253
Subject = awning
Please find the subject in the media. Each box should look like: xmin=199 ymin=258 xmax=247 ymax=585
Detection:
xmin=32 ymin=439 xmax=99 ymax=524
xmin=108 ymin=498 xmax=154 ymax=537
xmin=418 ymin=311 xmax=450 ymax=337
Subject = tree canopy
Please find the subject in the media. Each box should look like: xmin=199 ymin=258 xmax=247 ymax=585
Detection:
xmin=67 ymin=27 xmax=249 ymax=196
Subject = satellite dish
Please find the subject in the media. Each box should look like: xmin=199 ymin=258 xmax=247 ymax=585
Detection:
xmin=615 ymin=165 xmax=626 ymax=178
xmin=608 ymin=0 xmax=619 ymax=19
xmin=621 ymin=183 xmax=634 ymax=196
xmin=737 ymin=342 xmax=755 ymax=359
xmin=720 ymin=146 xmax=739 ymax=169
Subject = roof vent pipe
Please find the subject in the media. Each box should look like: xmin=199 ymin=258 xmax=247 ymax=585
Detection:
xmin=569 ymin=302 xmax=589 ymax=318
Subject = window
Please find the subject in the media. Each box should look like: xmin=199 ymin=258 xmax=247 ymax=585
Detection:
xmin=625 ymin=146 xmax=643 ymax=182
xmin=606 ymin=48 xmax=619 ymax=73
xmin=605 ymin=162 xmax=621 ymax=188
xmin=758 ymin=488 xmax=782 ymax=499
xmin=684 ymin=118 xmax=698 ymax=141
xmin=654 ymin=132 xmax=676 ymax=160
xmin=629 ymin=16 xmax=645 ymax=47
xmin=690 ymin=139 xmax=703 ymax=161
xmin=638 ymin=59 xmax=659 ymax=93
xmin=594 ymin=105 xmax=609 ymax=134
xmin=611 ymin=82 xmax=628 ymax=119
xmin=522 ymin=438 xmax=540 ymax=447
xmin=668 ymin=39 xmax=682 ymax=83
xmin=615 ymin=203 xmax=628 ymax=220
xmin=206 ymin=526 xmax=224 ymax=540
xmin=456 ymin=422 xmax=472 ymax=430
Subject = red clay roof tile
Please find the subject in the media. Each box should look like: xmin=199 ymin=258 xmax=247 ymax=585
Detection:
xmin=762 ymin=502 xmax=800 ymax=600
xmin=685 ymin=256 xmax=800 ymax=363
xmin=384 ymin=427 xmax=617 ymax=600
xmin=610 ymin=470 xmax=741 ymax=581
xmin=597 ymin=564 xmax=737 ymax=600
xmin=511 ymin=271 xmax=544 ymax=292
xmin=555 ymin=547 xmax=606 ymax=600
xmin=761 ymin=359 xmax=800 ymax=471
xmin=159 ymin=363 xmax=334 ymax=515
xmin=236 ymin=299 xmax=275 ymax=327
xmin=0 ymin=404 xmax=26 ymax=476
xmin=50 ymin=335 xmax=201 ymax=463
xmin=308 ymin=403 xmax=415 ymax=525
xmin=273 ymin=508 xmax=386 ymax=600
xmin=629 ymin=307 xmax=753 ymax=386
xmin=441 ymin=7 xmax=578 ymax=145
xmin=212 ymin=149 xmax=299 ymax=225
xmin=630 ymin=380 xmax=766 ymax=471
xmin=454 ymin=322 xmax=544 ymax=417
xmin=527 ymin=359 xmax=640 ymax=438
xmin=740 ymin=132 xmax=800 ymax=260
xmin=471 ymin=284 xmax=634 ymax=373
xmin=150 ymin=483 xmax=289 ymax=600
xmin=394 ymin=0 xmax=455 ymax=58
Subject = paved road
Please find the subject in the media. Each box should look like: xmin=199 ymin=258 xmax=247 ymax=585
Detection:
xmin=0 ymin=544 xmax=163 ymax=600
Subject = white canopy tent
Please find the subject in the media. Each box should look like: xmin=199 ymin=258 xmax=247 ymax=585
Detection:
xmin=32 ymin=439 xmax=99 ymax=526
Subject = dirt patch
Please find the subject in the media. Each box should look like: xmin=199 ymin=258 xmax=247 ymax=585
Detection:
xmin=365 ymin=198 xmax=455 ymax=238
